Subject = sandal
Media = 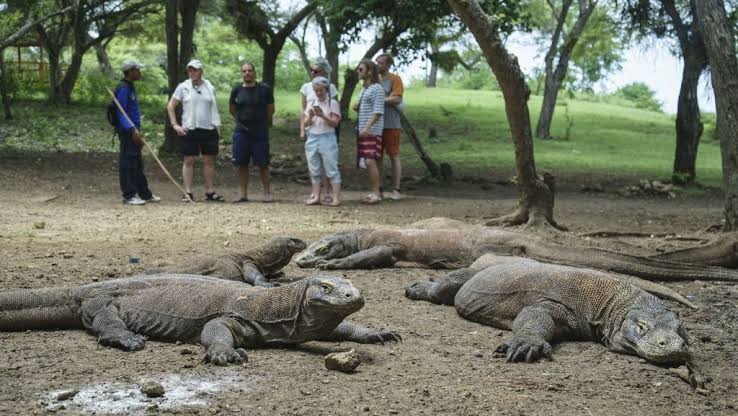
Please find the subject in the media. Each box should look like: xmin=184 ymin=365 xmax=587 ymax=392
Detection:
xmin=181 ymin=192 xmax=194 ymax=202
xmin=233 ymin=196 xmax=249 ymax=203
xmin=362 ymin=193 xmax=382 ymax=205
xmin=304 ymin=194 xmax=320 ymax=205
xmin=206 ymin=192 xmax=225 ymax=202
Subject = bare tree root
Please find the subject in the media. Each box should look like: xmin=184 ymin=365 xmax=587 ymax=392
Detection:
xmin=579 ymin=231 xmax=708 ymax=242
xmin=485 ymin=207 xmax=568 ymax=232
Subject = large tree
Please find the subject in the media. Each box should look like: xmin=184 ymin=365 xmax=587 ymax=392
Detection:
xmin=227 ymin=0 xmax=316 ymax=88
xmin=35 ymin=0 xmax=156 ymax=104
xmin=447 ymin=0 xmax=561 ymax=228
xmin=161 ymin=0 xmax=200 ymax=153
xmin=695 ymin=0 xmax=738 ymax=230
xmin=533 ymin=0 xmax=598 ymax=140
xmin=623 ymin=0 xmax=708 ymax=185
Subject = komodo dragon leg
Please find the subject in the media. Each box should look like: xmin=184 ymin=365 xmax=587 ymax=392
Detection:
xmin=321 ymin=321 xmax=402 ymax=344
xmin=79 ymin=297 xmax=146 ymax=351
xmin=494 ymin=303 xmax=571 ymax=363
xmin=405 ymin=268 xmax=478 ymax=305
xmin=200 ymin=317 xmax=253 ymax=366
xmin=315 ymin=246 xmax=397 ymax=270
xmin=242 ymin=262 xmax=277 ymax=287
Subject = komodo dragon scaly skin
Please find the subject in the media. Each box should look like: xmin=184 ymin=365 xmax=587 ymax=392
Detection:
xmin=146 ymin=237 xmax=307 ymax=287
xmin=404 ymin=256 xmax=692 ymax=366
xmin=461 ymin=254 xmax=698 ymax=309
xmin=0 ymin=274 xmax=400 ymax=365
xmin=295 ymin=228 xmax=738 ymax=282
xmin=651 ymin=232 xmax=738 ymax=268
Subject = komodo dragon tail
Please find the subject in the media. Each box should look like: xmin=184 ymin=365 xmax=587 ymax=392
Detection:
xmin=0 ymin=287 xmax=83 ymax=330
xmin=524 ymin=243 xmax=738 ymax=282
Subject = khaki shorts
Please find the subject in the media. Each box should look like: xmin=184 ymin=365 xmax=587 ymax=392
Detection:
xmin=382 ymin=129 xmax=401 ymax=157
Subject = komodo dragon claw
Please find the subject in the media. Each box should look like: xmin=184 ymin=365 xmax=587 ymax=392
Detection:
xmin=495 ymin=338 xmax=553 ymax=363
xmin=98 ymin=333 xmax=147 ymax=351
xmin=203 ymin=347 xmax=249 ymax=366
xmin=363 ymin=330 xmax=402 ymax=344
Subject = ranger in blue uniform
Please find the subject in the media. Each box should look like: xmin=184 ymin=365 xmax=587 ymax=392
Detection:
xmin=115 ymin=59 xmax=159 ymax=205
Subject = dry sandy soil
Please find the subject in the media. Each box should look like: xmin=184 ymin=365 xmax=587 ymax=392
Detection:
xmin=0 ymin=152 xmax=736 ymax=415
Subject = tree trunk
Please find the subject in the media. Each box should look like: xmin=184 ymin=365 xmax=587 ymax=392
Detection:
xmin=0 ymin=49 xmax=11 ymax=119
xmin=535 ymin=76 xmax=561 ymax=139
xmin=94 ymin=42 xmax=115 ymax=78
xmin=672 ymin=45 xmax=706 ymax=184
xmin=262 ymin=47 xmax=278 ymax=88
xmin=290 ymin=35 xmax=312 ymax=79
xmin=447 ymin=0 xmax=561 ymax=229
xmin=316 ymin=13 xmax=341 ymax=88
xmin=427 ymin=41 xmax=439 ymax=87
xmin=535 ymin=0 xmax=596 ymax=140
xmin=59 ymin=50 xmax=84 ymax=103
xmin=162 ymin=0 xmax=199 ymax=154
xmin=695 ymin=0 xmax=738 ymax=231
xmin=46 ymin=47 xmax=63 ymax=104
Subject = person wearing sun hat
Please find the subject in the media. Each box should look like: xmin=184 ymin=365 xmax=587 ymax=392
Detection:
xmin=167 ymin=59 xmax=224 ymax=202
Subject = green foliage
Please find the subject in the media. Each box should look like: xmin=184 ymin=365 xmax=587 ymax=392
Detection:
xmin=613 ymin=82 xmax=663 ymax=112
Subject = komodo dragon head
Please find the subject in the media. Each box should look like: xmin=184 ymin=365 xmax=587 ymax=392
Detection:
xmin=608 ymin=301 xmax=690 ymax=365
xmin=296 ymin=231 xmax=362 ymax=268
xmin=303 ymin=275 xmax=365 ymax=314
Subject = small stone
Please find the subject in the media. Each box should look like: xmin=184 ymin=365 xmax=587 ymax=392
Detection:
xmin=55 ymin=390 xmax=78 ymax=401
xmin=496 ymin=331 xmax=504 ymax=337
xmin=324 ymin=349 xmax=361 ymax=373
xmin=668 ymin=366 xmax=691 ymax=383
xmin=140 ymin=380 xmax=165 ymax=398
xmin=33 ymin=222 xmax=46 ymax=229
xmin=696 ymin=388 xmax=710 ymax=396
xmin=389 ymin=410 xmax=398 ymax=414
xmin=180 ymin=348 xmax=196 ymax=355
xmin=128 ymin=256 xmax=140 ymax=264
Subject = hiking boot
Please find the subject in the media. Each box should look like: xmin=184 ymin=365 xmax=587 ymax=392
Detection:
xmin=123 ymin=196 xmax=146 ymax=205
xmin=144 ymin=194 xmax=161 ymax=203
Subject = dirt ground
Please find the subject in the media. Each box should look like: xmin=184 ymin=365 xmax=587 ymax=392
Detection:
xmin=0 ymin=151 xmax=736 ymax=416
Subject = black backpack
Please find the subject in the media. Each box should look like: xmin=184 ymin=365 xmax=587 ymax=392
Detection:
xmin=106 ymin=81 xmax=127 ymax=129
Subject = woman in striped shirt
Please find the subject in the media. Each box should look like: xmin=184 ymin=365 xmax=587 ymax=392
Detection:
xmin=352 ymin=59 xmax=385 ymax=204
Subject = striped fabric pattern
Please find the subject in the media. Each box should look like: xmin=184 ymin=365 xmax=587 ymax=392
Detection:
xmin=357 ymin=83 xmax=385 ymax=136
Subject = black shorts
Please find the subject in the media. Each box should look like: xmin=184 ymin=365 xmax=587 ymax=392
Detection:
xmin=181 ymin=128 xmax=219 ymax=156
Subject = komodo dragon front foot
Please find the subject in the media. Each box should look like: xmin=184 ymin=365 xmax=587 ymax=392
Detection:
xmin=495 ymin=337 xmax=553 ymax=363
xmin=404 ymin=281 xmax=435 ymax=301
xmin=357 ymin=329 xmax=402 ymax=344
xmin=98 ymin=333 xmax=146 ymax=351
xmin=315 ymin=258 xmax=351 ymax=270
xmin=203 ymin=344 xmax=249 ymax=366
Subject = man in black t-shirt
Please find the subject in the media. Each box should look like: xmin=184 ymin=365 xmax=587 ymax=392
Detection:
xmin=229 ymin=62 xmax=275 ymax=202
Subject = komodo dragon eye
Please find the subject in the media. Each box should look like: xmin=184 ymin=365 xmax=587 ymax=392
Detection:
xmin=320 ymin=282 xmax=334 ymax=293
xmin=636 ymin=321 xmax=650 ymax=335
xmin=316 ymin=246 xmax=329 ymax=255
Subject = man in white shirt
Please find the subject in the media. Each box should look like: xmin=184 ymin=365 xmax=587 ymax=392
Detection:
xmin=167 ymin=59 xmax=224 ymax=202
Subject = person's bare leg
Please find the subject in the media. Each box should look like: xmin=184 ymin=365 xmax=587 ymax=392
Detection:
xmin=321 ymin=171 xmax=332 ymax=201
xmin=391 ymin=155 xmax=402 ymax=191
xmin=238 ymin=165 xmax=250 ymax=200
xmin=259 ymin=165 xmax=272 ymax=201
xmin=203 ymin=155 xmax=216 ymax=194
xmin=365 ymin=159 xmax=381 ymax=198
xmin=182 ymin=156 xmax=195 ymax=194
xmin=305 ymin=182 xmax=321 ymax=205
xmin=330 ymin=182 xmax=342 ymax=206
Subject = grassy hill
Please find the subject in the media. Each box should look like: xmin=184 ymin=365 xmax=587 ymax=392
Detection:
xmin=0 ymin=87 xmax=723 ymax=188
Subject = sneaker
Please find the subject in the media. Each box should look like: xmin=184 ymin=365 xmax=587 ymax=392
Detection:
xmin=144 ymin=194 xmax=161 ymax=203
xmin=387 ymin=189 xmax=403 ymax=200
xmin=123 ymin=196 xmax=146 ymax=205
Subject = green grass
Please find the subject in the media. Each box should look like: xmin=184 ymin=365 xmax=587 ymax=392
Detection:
xmin=0 ymin=87 xmax=723 ymax=188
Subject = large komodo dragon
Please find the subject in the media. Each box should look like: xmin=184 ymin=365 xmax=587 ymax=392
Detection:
xmin=404 ymin=255 xmax=695 ymax=372
xmin=0 ymin=274 xmax=400 ymax=365
xmin=295 ymin=227 xmax=738 ymax=282
xmin=146 ymin=237 xmax=307 ymax=287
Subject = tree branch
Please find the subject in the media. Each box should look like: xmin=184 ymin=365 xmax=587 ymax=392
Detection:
xmin=0 ymin=6 xmax=74 ymax=50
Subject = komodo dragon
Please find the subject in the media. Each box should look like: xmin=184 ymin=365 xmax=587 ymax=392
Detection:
xmin=295 ymin=227 xmax=738 ymax=282
xmin=0 ymin=274 xmax=400 ymax=365
xmin=651 ymin=232 xmax=738 ymax=268
xmin=404 ymin=255 xmax=693 ymax=368
xmin=432 ymin=254 xmax=698 ymax=309
xmin=146 ymin=237 xmax=307 ymax=287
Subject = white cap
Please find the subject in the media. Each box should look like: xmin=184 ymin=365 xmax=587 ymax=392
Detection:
xmin=186 ymin=59 xmax=203 ymax=69
xmin=120 ymin=59 xmax=144 ymax=72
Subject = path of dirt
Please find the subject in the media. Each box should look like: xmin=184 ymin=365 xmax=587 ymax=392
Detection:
xmin=0 ymin=152 xmax=736 ymax=415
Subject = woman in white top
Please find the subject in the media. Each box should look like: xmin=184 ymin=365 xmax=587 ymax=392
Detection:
xmin=167 ymin=59 xmax=224 ymax=202
xmin=303 ymin=77 xmax=342 ymax=206
xmin=299 ymin=57 xmax=339 ymax=204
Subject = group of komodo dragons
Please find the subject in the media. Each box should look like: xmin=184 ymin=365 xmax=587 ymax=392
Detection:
xmin=2 ymin=219 xmax=736 ymax=388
